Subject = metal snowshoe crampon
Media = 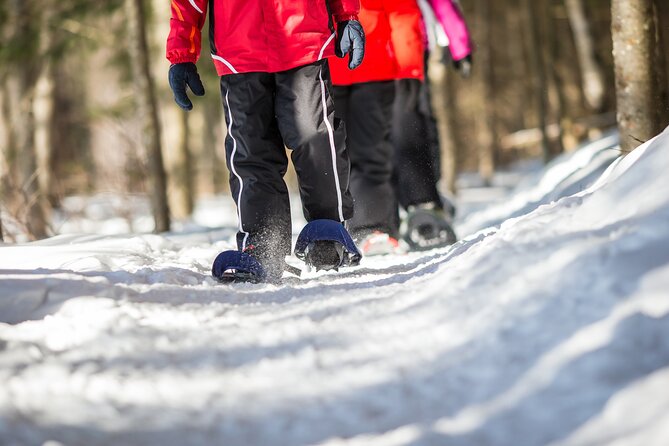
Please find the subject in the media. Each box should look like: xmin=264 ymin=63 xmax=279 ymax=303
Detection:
xmin=295 ymin=220 xmax=362 ymax=271
xmin=402 ymin=203 xmax=457 ymax=251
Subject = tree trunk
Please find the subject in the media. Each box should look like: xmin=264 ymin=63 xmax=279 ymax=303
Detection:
xmin=200 ymin=101 xmax=227 ymax=195
xmin=543 ymin=0 xmax=565 ymax=155
xmin=506 ymin=0 xmax=530 ymax=131
xmin=0 ymin=78 xmax=13 ymax=187
xmin=171 ymin=110 xmax=195 ymax=218
xmin=125 ymin=0 xmax=171 ymax=231
xmin=12 ymin=75 xmax=49 ymax=239
xmin=475 ymin=0 xmax=496 ymax=185
xmin=612 ymin=0 xmax=661 ymax=153
xmin=34 ymin=61 xmax=57 ymax=209
xmin=0 ymin=78 xmax=6 ymax=244
xmin=429 ymin=49 xmax=459 ymax=194
xmin=125 ymin=0 xmax=171 ymax=232
xmin=5 ymin=0 xmax=49 ymax=239
xmin=564 ymin=0 xmax=606 ymax=111
xmin=652 ymin=0 xmax=669 ymax=127
xmin=551 ymin=0 xmax=579 ymax=151
xmin=0 ymin=78 xmax=6 ymax=242
xmin=524 ymin=0 xmax=551 ymax=163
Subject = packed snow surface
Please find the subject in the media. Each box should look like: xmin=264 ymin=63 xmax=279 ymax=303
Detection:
xmin=1 ymin=129 xmax=669 ymax=445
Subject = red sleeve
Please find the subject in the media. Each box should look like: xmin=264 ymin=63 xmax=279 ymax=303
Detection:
xmin=327 ymin=0 xmax=360 ymax=22
xmin=387 ymin=0 xmax=425 ymax=80
xmin=166 ymin=0 xmax=208 ymax=64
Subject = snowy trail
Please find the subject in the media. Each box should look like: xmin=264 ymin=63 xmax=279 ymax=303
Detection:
xmin=2 ymin=129 xmax=669 ymax=445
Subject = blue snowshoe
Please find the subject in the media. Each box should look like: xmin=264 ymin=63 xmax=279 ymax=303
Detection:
xmin=212 ymin=248 xmax=302 ymax=284
xmin=295 ymin=220 xmax=362 ymax=271
xmin=212 ymin=250 xmax=268 ymax=283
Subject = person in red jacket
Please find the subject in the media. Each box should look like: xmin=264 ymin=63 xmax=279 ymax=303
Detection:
xmin=167 ymin=0 xmax=365 ymax=280
xmin=329 ymin=0 xmax=470 ymax=254
xmin=328 ymin=0 xmax=425 ymax=254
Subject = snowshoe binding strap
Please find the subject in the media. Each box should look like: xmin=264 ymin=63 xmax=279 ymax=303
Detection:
xmin=295 ymin=219 xmax=362 ymax=270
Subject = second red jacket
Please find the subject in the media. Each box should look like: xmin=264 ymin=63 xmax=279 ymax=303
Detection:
xmin=329 ymin=0 xmax=425 ymax=85
xmin=167 ymin=0 xmax=360 ymax=76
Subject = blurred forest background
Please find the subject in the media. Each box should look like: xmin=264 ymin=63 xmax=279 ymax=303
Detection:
xmin=1 ymin=0 xmax=668 ymax=241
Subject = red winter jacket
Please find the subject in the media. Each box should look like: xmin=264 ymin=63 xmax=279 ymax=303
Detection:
xmin=167 ymin=0 xmax=360 ymax=76
xmin=329 ymin=0 xmax=425 ymax=86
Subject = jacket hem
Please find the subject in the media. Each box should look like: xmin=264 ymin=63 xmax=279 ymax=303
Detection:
xmin=212 ymin=47 xmax=336 ymax=76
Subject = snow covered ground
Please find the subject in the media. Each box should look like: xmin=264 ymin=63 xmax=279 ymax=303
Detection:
xmin=1 ymin=128 xmax=669 ymax=446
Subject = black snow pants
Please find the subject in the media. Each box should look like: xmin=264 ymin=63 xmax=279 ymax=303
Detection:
xmin=391 ymin=77 xmax=443 ymax=210
xmin=333 ymin=81 xmax=397 ymax=238
xmin=220 ymin=60 xmax=354 ymax=258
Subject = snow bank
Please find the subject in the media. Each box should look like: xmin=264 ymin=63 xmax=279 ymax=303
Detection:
xmin=1 ymin=128 xmax=668 ymax=445
xmin=457 ymin=131 xmax=620 ymax=236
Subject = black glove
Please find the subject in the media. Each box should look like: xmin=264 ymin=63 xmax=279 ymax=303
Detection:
xmin=453 ymin=55 xmax=473 ymax=79
xmin=168 ymin=62 xmax=205 ymax=111
xmin=335 ymin=20 xmax=365 ymax=70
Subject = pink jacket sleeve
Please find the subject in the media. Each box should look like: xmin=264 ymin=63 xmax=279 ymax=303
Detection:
xmin=427 ymin=0 xmax=472 ymax=61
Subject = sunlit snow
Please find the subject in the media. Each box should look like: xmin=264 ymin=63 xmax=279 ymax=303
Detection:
xmin=1 ymin=128 xmax=668 ymax=445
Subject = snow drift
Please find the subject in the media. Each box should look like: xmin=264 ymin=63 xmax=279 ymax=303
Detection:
xmin=457 ymin=131 xmax=621 ymax=236
xmin=1 ymin=127 xmax=668 ymax=445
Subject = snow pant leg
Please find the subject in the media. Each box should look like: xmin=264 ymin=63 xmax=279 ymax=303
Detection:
xmin=274 ymin=60 xmax=354 ymax=223
xmin=392 ymin=78 xmax=442 ymax=209
xmin=420 ymin=68 xmax=443 ymax=183
xmin=333 ymin=81 xmax=397 ymax=237
xmin=219 ymin=73 xmax=292 ymax=257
